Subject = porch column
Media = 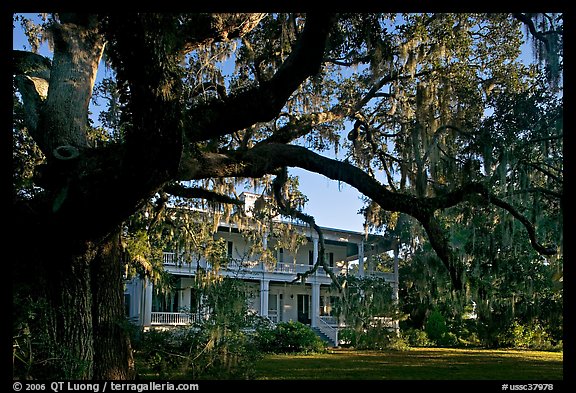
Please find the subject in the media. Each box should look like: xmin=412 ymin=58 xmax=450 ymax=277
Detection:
xmin=263 ymin=229 xmax=269 ymax=250
xmin=260 ymin=279 xmax=270 ymax=318
xmin=311 ymin=282 xmax=320 ymax=328
xmin=312 ymin=234 xmax=319 ymax=266
xmin=358 ymin=240 xmax=365 ymax=277
xmin=142 ymin=278 xmax=153 ymax=327
xmin=392 ymin=239 xmax=400 ymax=334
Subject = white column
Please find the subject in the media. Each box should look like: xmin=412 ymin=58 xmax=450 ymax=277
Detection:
xmin=392 ymin=239 xmax=400 ymax=334
xmin=358 ymin=240 xmax=365 ymax=277
xmin=260 ymin=279 xmax=270 ymax=318
xmin=312 ymin=235 xmax=319 ymax=265
xmin=393 ymin=240 xmax=399 ymax=303
xmin=263 ymin=229 xmax=269 ymax=250
xmin=142 ymin=278 xmax=153 ymax=327
xmin=311 ymin=282 xmax=320 ymax=328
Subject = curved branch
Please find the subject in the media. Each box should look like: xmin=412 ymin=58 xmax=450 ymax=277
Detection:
xmin=13 ymin=50 xmax=52 ymax=140
xmin=177 ymin=143 xmax=557 ymax=290
xmin=271 ymin=168 xmax=342 ymax=290
xmin=163 ymin=183 xmax=243 ymax=206
xmin=513 ymin=13 xmax=556 ymax=53
xmin=428 ymin=182 xmax=557 ymax=255
xmin=185 ymin=13 xmax=336 ymax=143
xmin=14 ymin=75 xmax=48 ymax=138
xmin=13 ymin=49 xmax=52 ymax=80
xmin=490 ymin=195 xmax=557 ymax=255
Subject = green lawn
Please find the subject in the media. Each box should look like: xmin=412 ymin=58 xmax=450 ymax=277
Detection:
xmin=253 ymin=347 xmax=563 ymax=380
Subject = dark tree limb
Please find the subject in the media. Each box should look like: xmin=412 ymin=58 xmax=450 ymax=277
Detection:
xmin=177 ymin=143 xmax=557 ymax=290
xmin=271 ymin=168 xmax=342 ymax=290
xmin=512 ymin=13 xmax=560 ymax=53
xmin=13 ymin=49 xmax=52 ymax=80
xmin=490 ymin=195 xmax=557 ymax=256
xmin=163 ymin=183 xmax=244 ymax=206
xmin=185 ymin=13 xmax=336 ymax=143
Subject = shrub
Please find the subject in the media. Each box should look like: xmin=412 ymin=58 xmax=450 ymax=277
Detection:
xmin=425 ymin=309 xmax=448 ymax=344
xmin=356 ymin=326 xmax=392 ymax=350
xmin=336 ymin=327 xmax=358 ymax=348
xmin=255 ymin=321 xmax=326 ymax=354
xmin=132 ymin=324 xmax=262 ymax=380
xmin=438 ymin=331 xmax=460 ymax=347
xmin=387 ymin=333 xmax=411 ymax=351
xmin=403 ymin=328 xmax=434 ymax=347
xmin=499 ymin=320 xmax=560 ymax=351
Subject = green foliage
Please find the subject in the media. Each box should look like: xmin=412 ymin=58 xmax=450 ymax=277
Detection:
xmin=12 ymin=89 xmax=44 ymax=200
xmin=332 ymin=275 xmax=396 ymax=331
xmin=425 ymin=309 xmax=448 ymax=343
xmin=197 ymin=277 xmax=257 ymax=329
xmin=133 ymin=277 xmax=263 ymax=379
xmin=403 ymin=328 xmax=434 ymax=347
xmin=12 ymin=294 xmax=93 ymax=380
xmin=254 ymin=321 xmax=326 ymax=354
xmin=386 ymin=333 xmax=411 ymax=351
xmin=132 ymin=326 xmax=262 ymax=380
xmin=497 ymin=320 xmax=562 ymax=351
xmin=340 ymin=324 xmax=407 ymax=351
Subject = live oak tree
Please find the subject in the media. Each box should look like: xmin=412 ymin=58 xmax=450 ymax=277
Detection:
xmin=12 ymin=13 xmax=562 ymax=379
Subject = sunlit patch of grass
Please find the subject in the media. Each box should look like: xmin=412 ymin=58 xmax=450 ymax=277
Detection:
xmin=253 ymin=347 xmax=563 ymax=380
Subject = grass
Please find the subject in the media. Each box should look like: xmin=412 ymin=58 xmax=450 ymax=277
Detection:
xmin=252 ymin=347 xmax=563 ymax=380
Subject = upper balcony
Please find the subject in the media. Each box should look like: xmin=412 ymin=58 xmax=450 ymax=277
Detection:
xmin=162 ymin=252 xmax=396 ymax=284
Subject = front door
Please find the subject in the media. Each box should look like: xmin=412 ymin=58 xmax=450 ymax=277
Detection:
xmin=297 ymin=294 xmax=311 ymax=324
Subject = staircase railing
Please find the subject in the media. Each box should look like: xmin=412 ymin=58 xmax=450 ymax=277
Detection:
xmin=317 ymin=316 xmax=339 ymax=346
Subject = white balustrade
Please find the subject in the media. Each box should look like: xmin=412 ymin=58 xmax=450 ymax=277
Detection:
xmin=151 ymin=312 xmax=192 ymax=325
xmin=317 ymin=316 xmax=339 ymax=346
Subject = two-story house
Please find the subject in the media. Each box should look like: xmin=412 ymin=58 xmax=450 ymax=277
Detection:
xmin=124 ymin=192 xmax=399 ymax=346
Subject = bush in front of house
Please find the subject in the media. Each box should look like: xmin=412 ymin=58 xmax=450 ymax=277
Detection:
xmin=132 ymin=323 xmax=263 ymax=380
xmin=254 ymin=320 xmax=326 ymax=354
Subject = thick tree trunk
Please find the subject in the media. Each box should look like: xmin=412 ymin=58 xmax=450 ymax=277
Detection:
xmin=13 ymin=213 xmax=135 ymax=380
xmin=91 ymin=229 xmax=135 ymax=380
xmin=50 ymin=250 xmax=95 ymax=379
xmin=29 ymin=231 xmax=98 ymax=379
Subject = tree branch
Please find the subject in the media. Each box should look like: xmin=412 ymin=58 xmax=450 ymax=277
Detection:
xmin=13 ymin=49 xmax=52 ymax=80
xmin=179 ymin=13 xmax=267 ymax=54
xmin=489 ymin=195 xmax=557 ymax=255
xmin=271 ymin=168 xmax=342 ymax=290
xmin=185 ymin=13 xmax=336 ymax=143
xmin=177 ymin=143 xmax=557 ymax=290
xmin=513 ymin=13 xmax=554 ymax=53
xmin=163 ymin=183 xmax=243 ymax=206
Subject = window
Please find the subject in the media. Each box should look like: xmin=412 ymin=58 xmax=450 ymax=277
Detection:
xmin=308 ymin=250 xmax=314 ymax=265
xmin=328 ymin=252 xmax=334 ymax=267
xmin=124 ymin=294 xmax=131 ymax=317
xmin=227 ymin=241 xmax=233 ymax=259
xmin=278 ymin=247 xmax=284 ymax=263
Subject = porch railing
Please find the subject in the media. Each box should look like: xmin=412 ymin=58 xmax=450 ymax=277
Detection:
xmin=151 ymin=312 xmax=192 ymax=325
xmin=163 ymin=252 xmax=177 ymax=266
xmin=163 ymin=252 xmax=351 ymax=277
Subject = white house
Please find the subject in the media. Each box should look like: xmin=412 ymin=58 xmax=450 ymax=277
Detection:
xmin=124 ymin=192 xmax=398 ymax=345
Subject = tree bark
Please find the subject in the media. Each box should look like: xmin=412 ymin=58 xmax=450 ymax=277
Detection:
xmin=41 ymin=14 xmax=105 ymax=157
xmin=91 ymin=229 xmax=135 ymax=380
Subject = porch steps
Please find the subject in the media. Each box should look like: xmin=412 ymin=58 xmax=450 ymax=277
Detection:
xmin=312 ymin=327 xmax=337 ymax=347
